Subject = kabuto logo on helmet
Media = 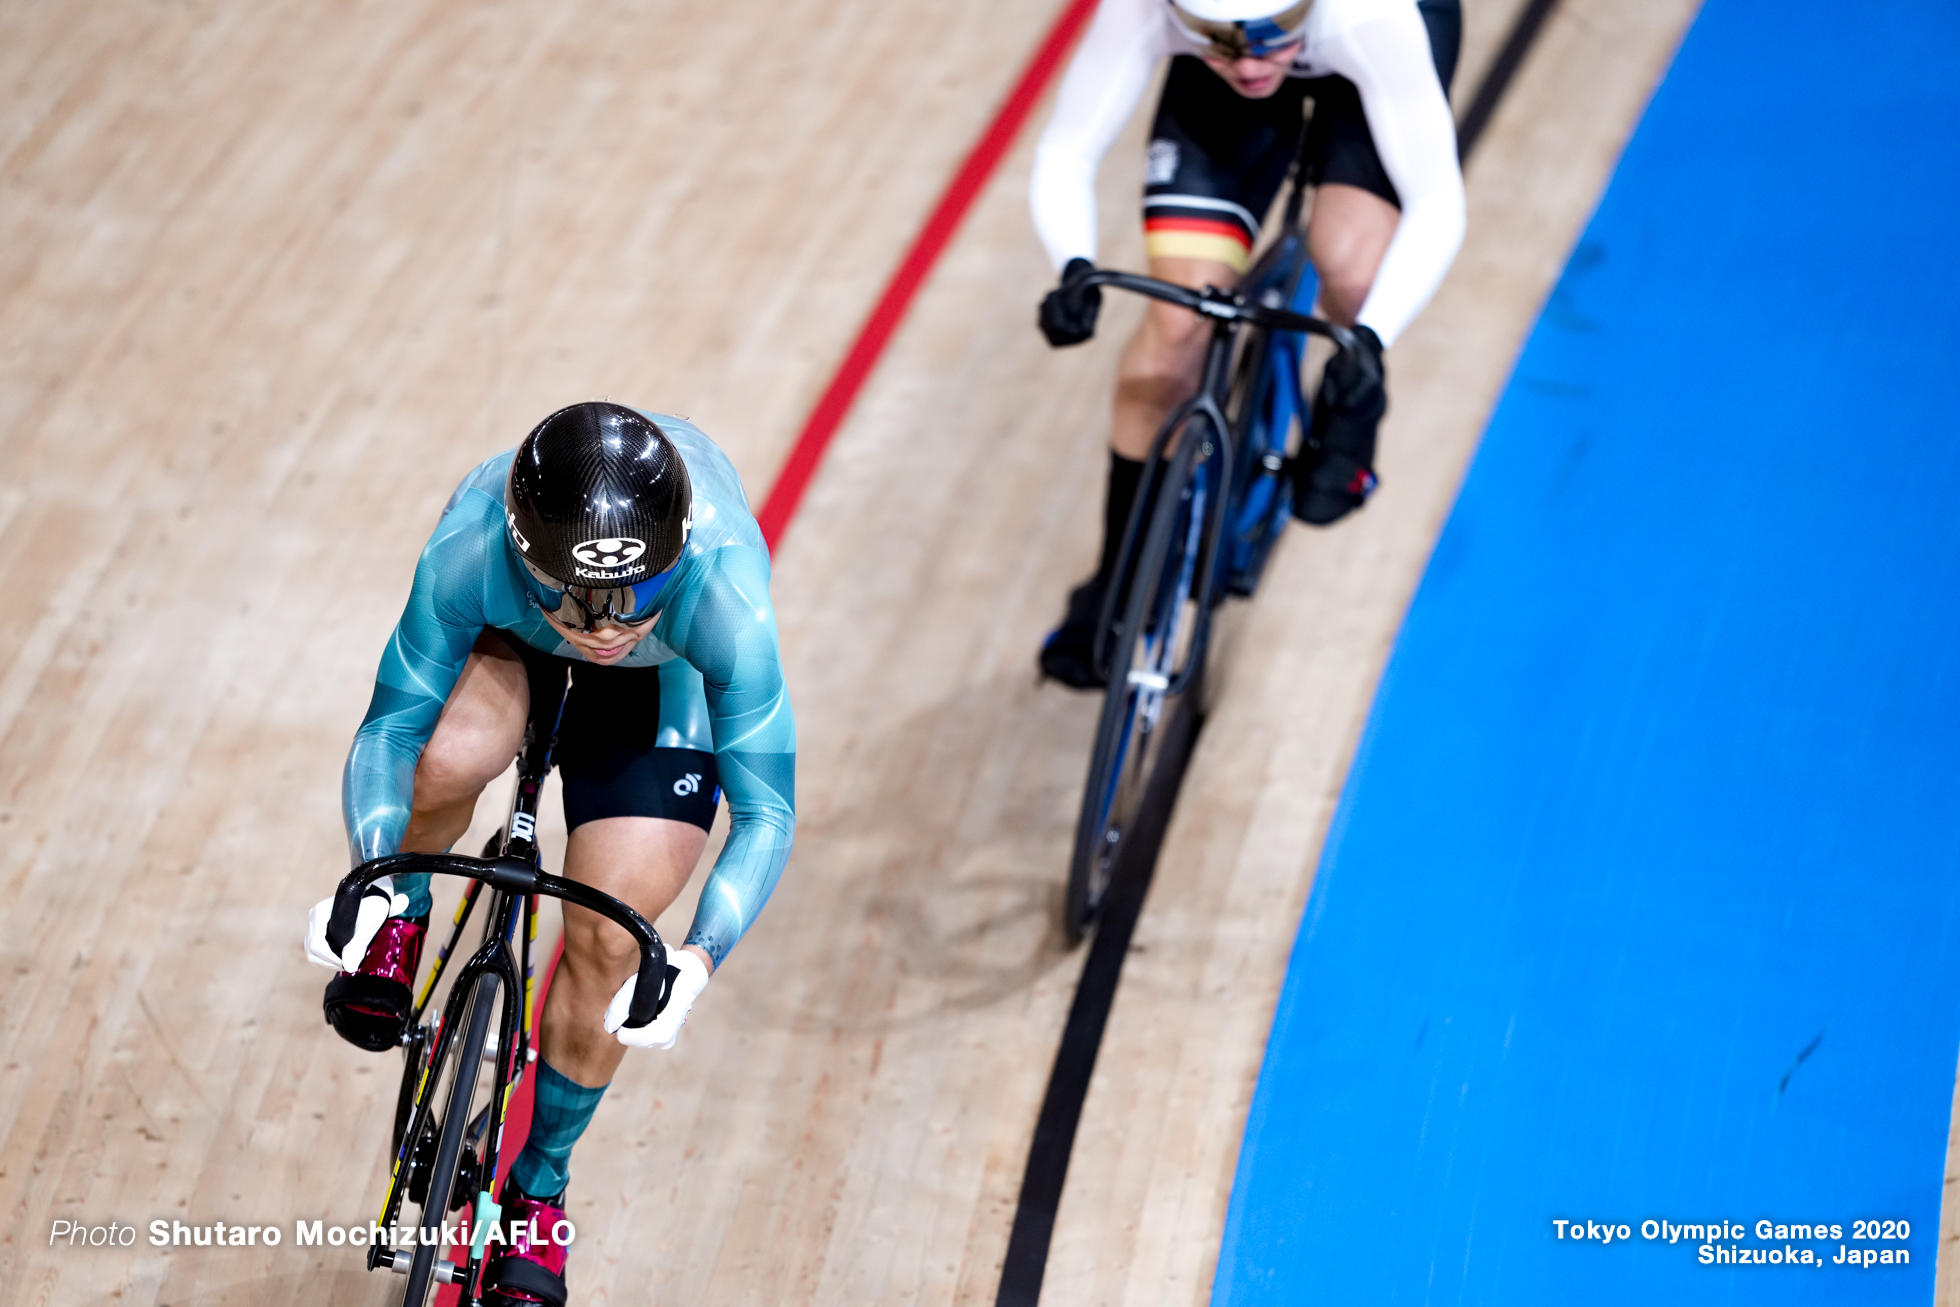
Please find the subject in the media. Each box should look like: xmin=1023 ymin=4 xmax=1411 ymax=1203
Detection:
xmin=506 ymin=401 xmax=693 ymax=596
xmin=573 ymin=537 xmax=647 ymax=570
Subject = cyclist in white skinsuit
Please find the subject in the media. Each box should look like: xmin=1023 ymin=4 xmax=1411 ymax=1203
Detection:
xmin=1032 ymin=0 xmax=1465 ymax=687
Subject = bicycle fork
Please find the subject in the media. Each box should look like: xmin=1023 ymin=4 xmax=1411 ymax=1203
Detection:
xmin=1095 ymin=323 xmax=1239 ymax=688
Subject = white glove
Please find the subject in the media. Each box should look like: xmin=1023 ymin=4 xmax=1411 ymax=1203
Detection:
xmin=304 ymin=875 xmax=409 ymax=972
xmin=605 ymin=949 xmax=710 ymax=1050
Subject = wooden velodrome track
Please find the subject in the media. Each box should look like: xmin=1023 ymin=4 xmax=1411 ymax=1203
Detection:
xmin=6 ymin=0 xmax=1896 ymax=1304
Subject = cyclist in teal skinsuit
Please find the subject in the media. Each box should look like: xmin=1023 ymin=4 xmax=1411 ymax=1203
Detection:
xmin=304 ymin=401 xmax=793 ymax=1306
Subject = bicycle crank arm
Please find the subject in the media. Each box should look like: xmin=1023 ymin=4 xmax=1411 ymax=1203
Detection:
xmin=477 ymin=1031 xmax=539 ymax=1066
xmin=373 ymin=1247 xmax=463 ymax=1284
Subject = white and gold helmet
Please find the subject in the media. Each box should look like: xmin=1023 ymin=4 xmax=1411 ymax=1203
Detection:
xmin=1167 ymin=0 xmax=1314 ymax=59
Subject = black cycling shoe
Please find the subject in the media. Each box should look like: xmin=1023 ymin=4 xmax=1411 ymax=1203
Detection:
xmin=1291 ymin=452 xmax=1379 ymax=526
xmin=1038 ymin=577 xmax=1109 ymax=690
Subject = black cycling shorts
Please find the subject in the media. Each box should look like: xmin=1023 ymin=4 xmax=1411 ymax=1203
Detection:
xmin=1142 ymin=0 xmax=1460 ymax=272
xmin=498 ymin=632 xmax=722 ymax=832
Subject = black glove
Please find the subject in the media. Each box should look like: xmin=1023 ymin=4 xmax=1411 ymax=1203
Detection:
xmin=1292 ymin=324 xmax=1386 ymax=526
xmin=1320 ymin=323 xmax=1386 ymax=418
xmin=1039 ymin=258 xmax=1102 ymax=347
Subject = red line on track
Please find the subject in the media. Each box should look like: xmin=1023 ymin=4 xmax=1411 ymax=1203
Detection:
xmin=755 ymin=0 xmax=1100 ymax=550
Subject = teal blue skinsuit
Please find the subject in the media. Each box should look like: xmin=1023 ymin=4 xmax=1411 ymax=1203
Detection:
xmin=339 ymin=415 xmax=794 ymax=965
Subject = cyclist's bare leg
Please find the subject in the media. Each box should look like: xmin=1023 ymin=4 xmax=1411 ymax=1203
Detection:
xmin=1107 ymin=186 xmax=1393 ymax=462
xmin=391 ymin=626 xmax=716 ymax=1083
xmin=1109 ymin=255 xmax=1240 ymax=460
xmin=1306 ymin=182 xmax=1399 ymax=328
xmin=541 ymin=817 xmax=712 ymax=1088
xmin=400 ymin=631 xmax=529 ymax=854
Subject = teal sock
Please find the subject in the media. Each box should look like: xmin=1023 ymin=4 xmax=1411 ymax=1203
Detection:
xmin=508 ymin=1059 xmax=608 ymax=1200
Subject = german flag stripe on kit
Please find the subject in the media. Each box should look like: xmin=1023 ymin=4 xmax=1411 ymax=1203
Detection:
xmin=1143 ymin=207 xmax=1255 ymax=272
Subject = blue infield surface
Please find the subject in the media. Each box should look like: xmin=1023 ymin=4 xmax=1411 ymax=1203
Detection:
xmin=1211 ymin=1 xmax=1960 ymax=1303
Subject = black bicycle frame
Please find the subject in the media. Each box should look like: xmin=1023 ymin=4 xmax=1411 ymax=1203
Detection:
xmin=1085 ymin=272 xmax=1351 ymax=690
xmin=323 ymin=673 xmax=676 ymax=1278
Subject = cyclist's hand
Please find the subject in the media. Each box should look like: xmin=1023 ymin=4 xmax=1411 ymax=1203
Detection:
xmin=1294 ymin=324 xmax=1388 ymax=526
xmin=303 ymin=875 xmax=408 ymax=971
xmin=1321 ymin=324 xmax=1386 ymax=417
xmin=1038 ymin=258 xmax=1102 ymax=347
xmin=605 ymin=948 xmax=711 ymax=1050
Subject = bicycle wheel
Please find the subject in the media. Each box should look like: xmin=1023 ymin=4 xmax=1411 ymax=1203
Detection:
xmin=1067 ymin=422 xmax=1215 ymax=941
xmin=400 ymin=970 xmax=501 ymax=1307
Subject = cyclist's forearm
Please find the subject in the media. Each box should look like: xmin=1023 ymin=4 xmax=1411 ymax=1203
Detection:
xmin=343 ymin=586 xmax=478 ymax=861
xmin=685 ymin=685 xmax=795 ymax=965
xmin=341 ymin=724 xmax=441 ymax=919
xmin=341 ymin=717 xmax=426 ymax=865
xmin=340 ymin=670 xmax=455 ymax=927
xmin=1032 ymin=144 xmax=1103 ymax=270
xmin=1356 ymin=188 xmax=1464 ymax=347
xmin=682 ymin=805 xmax=795 ymax=967
xmin=1336 ymin=15 xmax=1465 ymax=346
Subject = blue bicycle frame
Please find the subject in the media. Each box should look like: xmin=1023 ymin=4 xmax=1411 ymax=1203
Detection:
xmin=1223 ymin=227 xmax=1321 ymax=596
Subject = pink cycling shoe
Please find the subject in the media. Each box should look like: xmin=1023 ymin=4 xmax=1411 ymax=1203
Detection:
xmin=322 ymin=916 xmax=427 ymax=1052
xmin=482 ymin=1186 xmax=570 ymax=1307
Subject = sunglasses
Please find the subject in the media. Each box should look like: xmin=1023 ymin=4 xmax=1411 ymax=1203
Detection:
xmin=1169 ymin=0 xmax=1312 ymax=60
xmin=521 ymin=555 xmax=673 ymax=632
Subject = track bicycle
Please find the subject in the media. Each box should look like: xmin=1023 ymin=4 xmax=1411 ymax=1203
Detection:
xmin=1063 ymin=186 xmax=1355 ymax=942
xmin=322 ymin=673 xmax=677 ymax=1307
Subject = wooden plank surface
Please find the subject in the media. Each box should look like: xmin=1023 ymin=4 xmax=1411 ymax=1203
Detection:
xmin=0 ymin=0 xmax=1843 ymax=1304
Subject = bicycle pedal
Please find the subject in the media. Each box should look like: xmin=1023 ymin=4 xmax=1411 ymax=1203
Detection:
xmin=452 ymin=1156 xmax=484 ymax=1210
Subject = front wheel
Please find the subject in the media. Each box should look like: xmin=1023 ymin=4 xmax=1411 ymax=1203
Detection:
xmin=1067 ymin=422 xmax=1215 ymax=941
xmin=399 ymin=971 xmax=501 ymax=1307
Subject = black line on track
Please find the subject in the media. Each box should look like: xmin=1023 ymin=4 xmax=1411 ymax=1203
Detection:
xmin=993 ymin=4 xmax=1559 ymax=1302
xmin=996 ymin=697 xmax=1202 ymax=1307
xmin=1456 ymin=0 xmax=1561 ymax=161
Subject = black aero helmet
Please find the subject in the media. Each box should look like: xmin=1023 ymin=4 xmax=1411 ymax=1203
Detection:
xmin=505 ymin=402 xmax=692 ymax=590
